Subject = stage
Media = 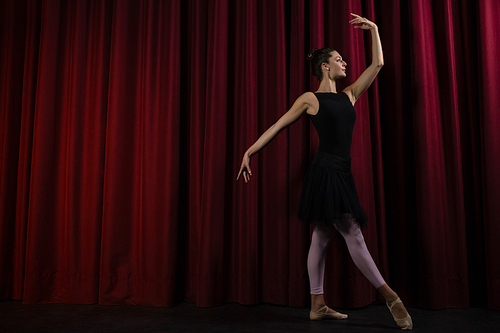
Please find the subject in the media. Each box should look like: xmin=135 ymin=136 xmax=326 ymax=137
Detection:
xmin=1 ymin=300 xmax=498 ymax=332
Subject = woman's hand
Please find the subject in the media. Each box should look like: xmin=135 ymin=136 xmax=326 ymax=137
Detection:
xmin=349 ymin=13 xmax=377 ymax=30
xmin=237 ymin=152 xmax=252 ymax=183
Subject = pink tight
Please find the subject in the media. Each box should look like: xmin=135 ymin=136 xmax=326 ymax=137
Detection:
xmin=307 ymin=218 xmax=386 ymax=294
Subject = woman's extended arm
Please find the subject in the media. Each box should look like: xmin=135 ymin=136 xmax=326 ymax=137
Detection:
xmin=236 ymin=92 xmax=316 ymax=183
xmin=344 ymin=13 xmax=384 ymax=105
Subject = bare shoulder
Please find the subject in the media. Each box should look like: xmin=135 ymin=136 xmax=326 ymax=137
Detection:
xmin=297 ymin=92 xmax=319 ymax=115
xmin=298 ymin=91 xmax=316 ymax=102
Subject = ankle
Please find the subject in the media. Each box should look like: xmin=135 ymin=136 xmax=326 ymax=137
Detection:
xmin=377 ymin=284 xmax=398 ymax=302
xmin=385 ymin=293 xmax=399 ymax=303
xmin=310 ymin=294 xmax=326 ymax=309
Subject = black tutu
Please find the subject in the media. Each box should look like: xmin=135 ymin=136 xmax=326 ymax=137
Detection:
xmin=297 ymin=151 xmax=368 ymax=228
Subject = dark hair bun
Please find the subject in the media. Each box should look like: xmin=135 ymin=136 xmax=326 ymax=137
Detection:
xmin=307 ymin=48 xmax=318 ymax=62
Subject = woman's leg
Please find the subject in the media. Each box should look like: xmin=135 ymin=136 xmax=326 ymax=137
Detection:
xmin=308 ymin=224 xmax=334 ymax=295
xmin=333 ymin=218 xmax=386 ymax=288
xmin=335 ymin=218 xmax=411 ymax=326
xmin=308 ymin=223 xmax=335 ymax=311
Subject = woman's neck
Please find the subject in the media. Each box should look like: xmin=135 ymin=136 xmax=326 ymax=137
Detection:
xmin=315 ymin=79 xmax=337 ymax=93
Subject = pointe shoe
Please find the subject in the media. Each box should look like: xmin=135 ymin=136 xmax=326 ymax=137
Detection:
xmin=386 ymin=297 xmax=413 ymax=330
xmin=309 ymin=305 xmax=348 ymax=320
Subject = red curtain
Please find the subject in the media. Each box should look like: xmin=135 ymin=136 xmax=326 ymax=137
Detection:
xmin=1 ymin=0 xmax=499 ymax=310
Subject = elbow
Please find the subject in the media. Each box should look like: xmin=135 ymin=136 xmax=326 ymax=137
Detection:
xmin=371 ymin=60 xmax=384 ymax=69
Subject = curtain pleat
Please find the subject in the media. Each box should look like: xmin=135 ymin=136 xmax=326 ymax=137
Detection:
xmin=478 ymin=0 xmax=500 ymax=310
xmin=0 ymin=0 xmax=499 ymax=310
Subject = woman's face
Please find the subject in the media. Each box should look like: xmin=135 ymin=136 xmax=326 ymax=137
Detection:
xmin=324 ymin=51 xmax=347 ymax=80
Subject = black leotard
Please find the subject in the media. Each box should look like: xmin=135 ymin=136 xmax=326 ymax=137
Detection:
xmin=310 ymin=92 xmax=356 ymax=159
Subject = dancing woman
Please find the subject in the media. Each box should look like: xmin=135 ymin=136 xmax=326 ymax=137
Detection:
xmin=237 ymin=13 xmax=412 ymax=330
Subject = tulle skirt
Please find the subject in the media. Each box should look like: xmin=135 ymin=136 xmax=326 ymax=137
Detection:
xmin=297 ymin=151 xmax=368 ymax=228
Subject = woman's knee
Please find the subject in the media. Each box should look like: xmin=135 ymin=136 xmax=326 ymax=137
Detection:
xmin=311 ymin=224 xmax=334 ymax=249
xmin=338 ymin=220 xmax=366 ymax=247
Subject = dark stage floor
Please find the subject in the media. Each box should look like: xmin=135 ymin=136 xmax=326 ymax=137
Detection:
xmin=1 ymin=300 xmax=499 ymax=332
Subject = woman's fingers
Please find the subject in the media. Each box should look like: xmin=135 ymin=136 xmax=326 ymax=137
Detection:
xmin=237 ymin=162 xmax=252 ymax=183
xmin=243 ymin=165 xmax=252 ymax=183
xmin=349 ymin=13 xmax=370 ymax=23
xmin=349 ymin=13 xmax=362 ymax=23
xmin=237 ymin=164 xmax=245 ymax=181
xmin=242 ymin=169 xmax=250 ymax=183
xmin=349 ymin=13 xmax=375 ymax=29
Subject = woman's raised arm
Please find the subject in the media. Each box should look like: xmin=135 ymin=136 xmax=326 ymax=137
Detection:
xmin=237 ymin=92 xmax=316 ymax=183
xmin=344 ymin=13 xmax=384 ymax=105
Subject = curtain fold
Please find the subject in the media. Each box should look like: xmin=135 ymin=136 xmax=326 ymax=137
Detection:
xmin=408 ymin=0 xmax=469 ymax=308
xmin=1 ymin=0 xmax=499 ymax=310
xmin=22 ymin=0 xmax=111 ymax=304
xmin=478 ymin=0 xmax=500 ymax=311
xmin=99 ymin=0 xmax=181 ymax=306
